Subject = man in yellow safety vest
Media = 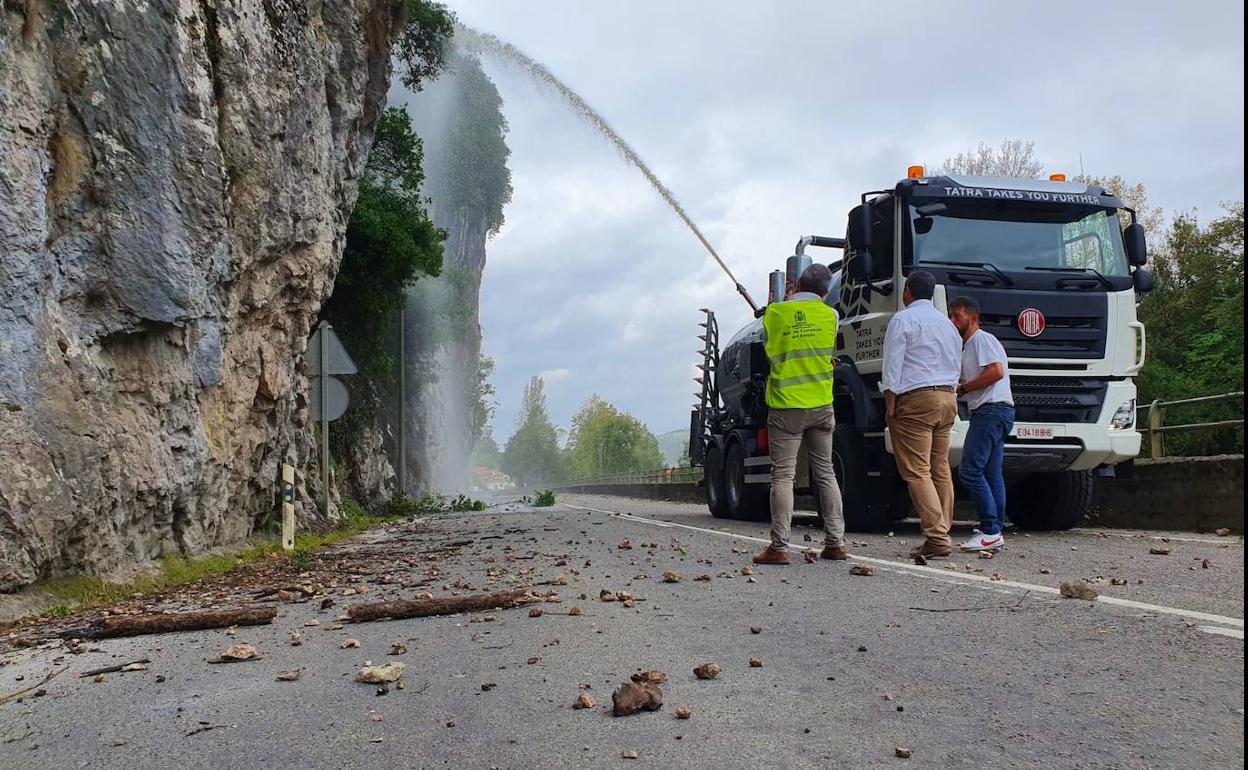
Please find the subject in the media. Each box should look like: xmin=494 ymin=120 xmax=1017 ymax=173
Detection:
xmin=753 ymin=264 xmax=848 ymax=565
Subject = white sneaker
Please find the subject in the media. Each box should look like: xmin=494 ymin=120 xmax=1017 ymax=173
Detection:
xmin=960 ymin=531 xmax=1005 ymax=551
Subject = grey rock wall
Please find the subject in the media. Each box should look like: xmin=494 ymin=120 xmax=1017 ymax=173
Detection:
xmin=0 ymin=0 xmax=401 ymax=590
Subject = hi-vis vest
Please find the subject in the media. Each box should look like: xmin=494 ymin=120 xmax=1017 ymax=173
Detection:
xmin=763 ymin=299 xmax=838 ymax=410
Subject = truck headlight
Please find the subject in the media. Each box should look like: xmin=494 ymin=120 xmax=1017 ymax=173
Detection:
xmin=1109 ymin=399 xmax=1136 ymax=430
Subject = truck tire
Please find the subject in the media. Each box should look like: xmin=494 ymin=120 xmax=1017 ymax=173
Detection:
xmin=1007 ymin=470 xmax=1094 ymax=530
xmin=834 ymin=422 xmax=888 ymax=531
xmin=705 ymin=444 xmax=730 ymax=519
xmin=725 ymin=441 xmax=770 ymax=522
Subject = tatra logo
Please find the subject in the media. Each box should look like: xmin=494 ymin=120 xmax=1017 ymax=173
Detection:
xmin=1018 ymin=308 xmax=1046 ymax=338
xmin=793 ymin=310 xmax=807 ymax=324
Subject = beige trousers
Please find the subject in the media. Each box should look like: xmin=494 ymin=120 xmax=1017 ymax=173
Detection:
xmin=890 ymin=391 xmax=958 ymax=549
xmin=767 ymin=405 xmax=845 ymax=551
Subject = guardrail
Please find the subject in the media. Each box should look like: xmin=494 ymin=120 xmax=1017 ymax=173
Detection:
xmin=557 ymin=466 xmax=703 ymax=487
xmin=1142 ymin=391 xmax=1244 ymax=458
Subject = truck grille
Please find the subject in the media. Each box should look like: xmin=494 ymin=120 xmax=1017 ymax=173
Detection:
xmin=979 ymin=311 xmax=1106 ymax=358
xmin=1009 ymin=376 xmax=1106 ymax=424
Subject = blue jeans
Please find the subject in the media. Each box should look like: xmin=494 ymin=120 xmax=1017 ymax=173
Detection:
xmin=958 ymin=403 xmax=1015 ymax=535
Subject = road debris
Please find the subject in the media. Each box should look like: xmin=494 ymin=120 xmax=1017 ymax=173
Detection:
xmin=356 ymin=662 xmax=406 ymax=684
xmin=568 ymin=606 xmax=583 ymax=616
xmin=675 ymin=704 xmax=692 ymax=719
xmin=276 ymin=669 xmax=302 ymax=681
xmin=77 ymin=659 xmax=151 ymax=678
xmin=631 ymin=671 xmax=666 ymax=684
xmin=1060 ymin=582 xmax=1099 ymax=601
xmin=693 ymin=663 xmax=721 ymax=680
xmin=528 ymin=608 xmax=543 ymax=618
xmin=895 ymin=747 xmax=913 ymax=758
xmin=848 ymin=564 xmax=876 ymax=577
xmin=803 ymin=550 xmax=817 ymax=563
xmin=389 ymin=641 xmax=407 ymax=655
xmin=1110 ymin=578 xmax=1128 ymax=586
xmin=978 ymin=550 xmax=994 ymax=560
xmin=341 ymin=639 xmax=362 ymax=649
xmin=912 ymin=553 xmax=928 ymax=565
xmin=346 ymin=589 xmax=539 ymax=623
xmin=749 ymin=658 xmax=763 ymax=667
xmin=0 ymin=666 xmax=69 ymax=705
xmin=1202 ymin=559 xmax=1212 ymax=569
xmin=750 ymin=626 xmax=762 ymax=634
xmin=290 ymin=631 xmax=302 ymax=646
xmin=1149 ymin=547 xmax=1172 ymax=556
xmin=612 ymin=681 xmax=663 ymax=716
xmin=573 ymin=693 xmax=595 ymax=709
xmin=618 ymin=539 xmax=633 ymax=550
xmin=600 ymin=590 xmax=618 ymax=602
xmin=622 ymin=750 xmax=639 ymax=759
xmin=662 ymin=571 xmax=682 ymax=583
xmin=1215 ymin=528 xmax=1231 ymax=537
xmin=60 ymin=607 xmax=277 ymax=640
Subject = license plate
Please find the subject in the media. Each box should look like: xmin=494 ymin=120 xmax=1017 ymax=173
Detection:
xmin=1014 ymin=425 xmax=1055 ymax=439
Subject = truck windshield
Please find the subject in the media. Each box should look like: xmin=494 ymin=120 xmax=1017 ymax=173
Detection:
xmin=910 ymin=200 xmax=1130 ymax=277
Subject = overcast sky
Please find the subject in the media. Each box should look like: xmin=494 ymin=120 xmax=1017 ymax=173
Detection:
xmin=436 ymin=0 xmax=1245 ymax=444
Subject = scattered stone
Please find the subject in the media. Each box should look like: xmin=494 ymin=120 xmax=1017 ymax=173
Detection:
xmin=856 ymin=646 xmax=867 ymax=652
xmin=113 ymin=739 xmax=128 ymax=747
xmin=895 ymin=747 xmax=912 ymax=759
xmin=1060 ymin=582 xmax=1098 ymax=601
xmin=389 ymin=641 xmax=407 ymax=655
xmin=803 ymin=550 xmax=817 ymax=564
xmin=612 ymin=681 xmax=663 ymax=716
xmin=1215 ymin=528 xmax=1231 ymax=537
xmin=618 ymin=591 xmax=634 ymax=602
xmin=327 ymin=624 xmax=344 ymax=631
xmin=569 ymin=607 xmax=583 ymax=616
xmin=694 ymin=575 xmax=712 ymax=582
xmin=356 ymin=662 xmax=406 ymax=684
xmin=631 ymin=671 xmax=667 ymax=685
xmin=1149 ymin=547 xmax=1171 ymax=556
xmin=618 ymin=539 xmax=633 ymax=550
xmin=341 ymin=639 xmax=362 ymax=649
xmin=320 ymin=598 xmax=335 ymax=610
xmin=662 ymin=571 xmax=682 ymax=583
xmin=1202 ymin=559 xmax=1212 ymax=569
xmin=574 ymin=693 xmax=595 ymax=709
xmin=120 ymin=662 xmax=147 ymax=672
xmin=600 ymin=590 xmax=618 ymax=602
xmin=740 ymin=566 xmax=754 ymax=576
xmin=1039 ymin=568 xmax=1052 ymax=575
xmin=289 ymin=631 xmax=302 ymax=647
xmin=978 ymin=550 xmax=994 ymax=560
xmin=1110 ymin=578 xmax=1128 ymax=586
xmin=675 ymin=704 xmax=692 ymax=719
xmin=528 ymin=608 xmax=543 ymax=618
xmin=693 ymin=663 xmax=721 ymax=680
xmin=221 ymin=643 xmax=258 ymax=661
xmin=93 ymin=674 xmax=106 ymax=683
xmin=225 ymin=625 xmax=237 ymax=636
xmin=622 ymin=750 xmax=639 ymax=759
xmin=528 ymin=657 xmax=540 ymax=665
xmin=749 ymin=658 xmax=763 ymax=668
xmin=622 ymin=599 xmax=636 ymax=609
xmin=276 ymin=670 xmax=302 ymax=682
xmin=750 ymin=626 xmax=762 ymax=634
xmin=303 ymin=619 xmax=320 ymax=627
xmin=848 ymin=564 xmax=875 ymax=577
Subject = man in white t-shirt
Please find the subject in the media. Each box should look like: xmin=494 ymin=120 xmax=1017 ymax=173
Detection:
xmin=948 ymin=296 xmax=1015 ymax=551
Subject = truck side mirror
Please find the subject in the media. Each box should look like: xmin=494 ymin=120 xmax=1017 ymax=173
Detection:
xmin=1125 ymin=222 xmax=1148 ymax=267
xmin=847 ymin=204 xmax=871 ymax=251
xmin=1133 ymin=267 xmax=1154 ymax=294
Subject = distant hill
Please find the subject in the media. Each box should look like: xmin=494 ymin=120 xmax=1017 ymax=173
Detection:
xmin=655 ymin=429 xmax=688 ymax=467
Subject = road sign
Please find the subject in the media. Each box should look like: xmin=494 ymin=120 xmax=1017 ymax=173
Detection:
xmin=309 ymin=375 xmax=350 ymax=422
xmin=307 ymin=321 xmax=358 ymax=375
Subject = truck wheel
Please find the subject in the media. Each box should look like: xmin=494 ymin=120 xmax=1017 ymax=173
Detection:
xmin=834 ymin=422 xmax=887 ymax=531
xmin=705 ymin=444 xmax=730 ymax=519
xmin=1007 ymin=470 xmax=1094 ymax=530
xmin=725 ymin=441 xmax=770 ymax=522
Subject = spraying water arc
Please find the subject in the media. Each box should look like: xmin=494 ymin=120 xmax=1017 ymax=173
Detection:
xmin=455 ymin=25 xmax=759 ymax=312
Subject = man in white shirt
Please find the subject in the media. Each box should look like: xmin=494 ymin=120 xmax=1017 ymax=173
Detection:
xmin=949 ymin=295 xmax=1015 ymax=551
xmin=882 ymin=271 xmax=963 ymax=558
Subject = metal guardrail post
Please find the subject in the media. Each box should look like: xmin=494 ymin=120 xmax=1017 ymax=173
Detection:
xmin=1148 ymin=399 xmax=1164 ymax=458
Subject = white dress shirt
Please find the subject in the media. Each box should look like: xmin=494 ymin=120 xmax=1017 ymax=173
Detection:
xmin=882 ymin=299 xmax=962 ymax=394
xmin=960 ymin=329 xmax=1014 ymax=410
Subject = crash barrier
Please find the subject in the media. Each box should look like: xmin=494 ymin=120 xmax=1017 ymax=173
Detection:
xmin=1142 ymin=391 xmax=1244 ymax=458
xmin=557 ymin=455 xmax=1244 ymax=534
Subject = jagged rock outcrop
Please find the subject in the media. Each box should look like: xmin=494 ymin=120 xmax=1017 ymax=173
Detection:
xmin=0 ymin=0 xmax=403 ymax=590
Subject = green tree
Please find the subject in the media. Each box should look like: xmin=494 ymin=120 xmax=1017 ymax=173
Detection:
xmin=564 ymin=395 xmax=664 ymax=478
xmin=469 ymin=432 xmax=502 ymax=470
xmin=1137 ymin=204 xmax=1244 ymax=456
xmin=395 ymin=0 xmax=456 ymax=92
xmin=501 ymin=377 xmax=565 ymax=486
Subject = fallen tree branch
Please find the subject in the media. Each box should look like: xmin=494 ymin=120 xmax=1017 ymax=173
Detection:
xmin=0 ymin=666 xmax=69 ymax=705
xmin=60 ymin=607 xmax=277 ymax=640
xmin=346 ymin=589 xmax=539 ymax=623
xmin=77 ymin=659 xmax=151 ymax=678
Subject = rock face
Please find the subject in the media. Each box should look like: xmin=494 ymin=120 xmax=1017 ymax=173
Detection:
xmin=0 ymin=0 xmax=402 ymax=590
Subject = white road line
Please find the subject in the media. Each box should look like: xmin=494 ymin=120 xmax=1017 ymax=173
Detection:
xmin=1068 ymin=529 xmax=1241 ymax=546
xmin=1198 ymin=626 xmax=1245 ymax=639
xmin=565 ymin=503 xmax=1245 ymax=635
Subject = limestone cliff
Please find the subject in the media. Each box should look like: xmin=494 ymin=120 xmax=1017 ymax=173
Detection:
xmin=0 ymin=0 xmax=403 ymax=590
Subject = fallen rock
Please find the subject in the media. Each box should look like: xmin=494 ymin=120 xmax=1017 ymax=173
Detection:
xmin=568 ymin=607 xmax=583 ymax=616
xmin=803 ymin=550 xmax=817 ymax=563
xmin=389 ymin=641 xmax=407 ymax=655
xmin=978 ymin=550 xmax=994 ymax=560
xmin=618 ymin=539 xmax=633 ymax=550
xmin=1215 ymin=528 xmax=1231 ymax=537
xmin=622 ymin=750 xmax=639 ymax=759
xmin=221 ymin=643 xmax=258 ymax=661
xmin=848 ymin=564 xmax=875 ymax=577
xmin=662 ymin=571 xmax=682 ymax=583
xmin=356 ymin=662 xmax=406 ymax=684
xmin=631 ymin=671 xmax=667 ymax=685
xmin=1060 ymin=582 xmax=1098 ymax=601
xmin=694 ymin=574 xmax=712 ymax=582
xmin=1202 ymin=559 xmax=1212 ymax=569
xmin=612 ymin=681 xmax=663 ymax=716
xmin=740 ymin=566 xmax=754 ymax=576
xmin=675 ymin=704 xmax=692 ymax=719
xmin=528 ymin=608 xmax=543 ymax=618
xmin=693 ymin=663 xmax=721 ymax=680
xmin=749 ymin=658 xmax=763 ymax=667
xmin=289 ymin=631 xmax=302 ymax=647
xmin=276 ymin=670 xmax=302 ymax=682
xmin=600 ymin=590 xmax=618 ymax=603
xmin=617 ymin=591 xmax=634 ymax=602
xmin=750 ymin=626 xmax=762 ymax=634
xmin=621 ymin=599 xmax=636 ymax=609
xmin=573 ymin=693 xmax=595 ymax=709
xmin=340 ymin=639 xmax=362 ymax=649
xmin=896 ymin=747 xmax=912 ymax=758
xmin=1149 ymin=547 xmax=1172 ymax=556
xmin=1110 ymin=578 xmax=1128 ymax=586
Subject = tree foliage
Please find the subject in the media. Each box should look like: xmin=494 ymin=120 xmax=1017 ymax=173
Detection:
xmin=935 ymin=139 xmax=1043 ymax=178
xmin=501 ymin=377 xmax=565 ymax=486
xmin=1137 ymin=204 xmax=1244 ymax=455
xmin=395 ymin=0 xmax=456 ymax=92
xmin=564 ymin=396 xmax=664 ymax=478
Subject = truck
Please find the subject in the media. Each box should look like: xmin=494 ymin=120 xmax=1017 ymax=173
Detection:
xmin=689 ymin=169 xmax=1153 ymax=531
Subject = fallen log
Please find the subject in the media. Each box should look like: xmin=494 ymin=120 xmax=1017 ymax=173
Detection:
xmin=346 ymin=589 xmax=539 ymax=623
xmin=60 ymin=607 xmax=278 ymax=640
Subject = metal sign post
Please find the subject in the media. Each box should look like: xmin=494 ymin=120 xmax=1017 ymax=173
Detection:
xmin=308 ymin=321 xmax=357 ymax=517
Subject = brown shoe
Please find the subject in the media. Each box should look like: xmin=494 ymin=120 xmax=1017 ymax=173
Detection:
xmin=909 ymin=543 xmax=952 ymax=559
xmin=820 ymin=545 xmax=849 ymax=560
xmin=752 ymin=548 xmax=791 ymax=565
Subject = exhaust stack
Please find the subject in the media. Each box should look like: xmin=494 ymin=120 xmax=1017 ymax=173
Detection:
xmin=768 ymin=271 xmax=785 ymax=304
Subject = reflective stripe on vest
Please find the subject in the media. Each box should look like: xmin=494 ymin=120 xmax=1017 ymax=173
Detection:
xmin=762 ymin=300 xmax=838 ymax=409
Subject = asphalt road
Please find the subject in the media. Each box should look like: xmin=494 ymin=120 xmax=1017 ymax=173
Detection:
xmin=0 ymin=493 xmax=1242 ymax=769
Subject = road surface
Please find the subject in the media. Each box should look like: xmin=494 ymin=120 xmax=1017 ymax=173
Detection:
xmin=1 ymin=493 xmax=1242 ymax=769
